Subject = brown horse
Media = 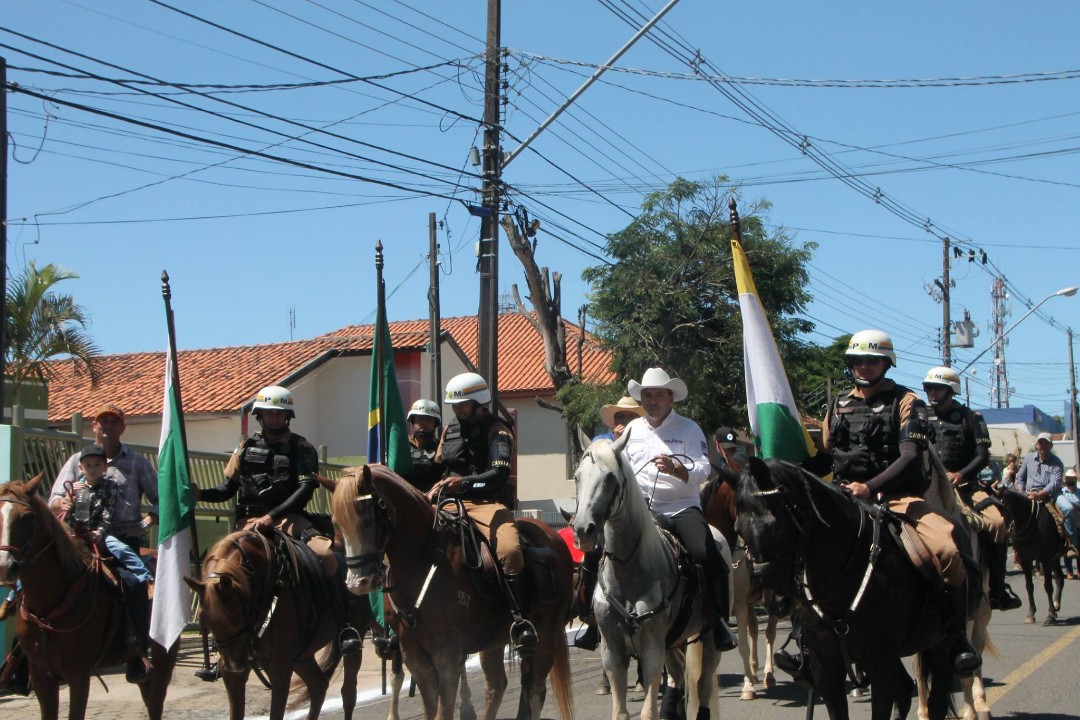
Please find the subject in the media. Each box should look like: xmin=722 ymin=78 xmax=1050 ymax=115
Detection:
xmin=331 ymin=464 xmax=574 ymax=720
xmin=701 ymin=472 xmax=780 ymax=701
xmin=0 ymin=474 xmax=177 ymax=720
xmin=185 ymin=528 xmax=370 ymax=720
xmin=999 ymin=488 xmax=1065 ymax=625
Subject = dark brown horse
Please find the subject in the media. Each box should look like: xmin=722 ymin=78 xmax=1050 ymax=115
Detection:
xmin=701 ymin=472 xmax=780 ymax=701
xmin=332 ymin=464 xmax=574 ymax=720
xmin=185 ymin=528 xmax=370 ymax=720
xmin=999 ymin=488 xmax=1065 ymax=625
xmin=0 ymin=474 xmax=177 ymax=720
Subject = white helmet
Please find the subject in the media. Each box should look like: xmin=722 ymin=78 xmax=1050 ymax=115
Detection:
xmin=923 ymin=366 xmax=961 ymax=395
xmin=408 ymin=399 xmax=442 ymax=423
xmin=846 ymin=329 xmax=897 ymax=368
xmin=445 ymin=372 xmax=491 ymax=405
xmin=252 ymin=385 xmax=295 ymax=418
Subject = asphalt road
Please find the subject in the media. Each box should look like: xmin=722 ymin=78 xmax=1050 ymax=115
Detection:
xmin=3 ymin=568 xmax=1078 ymax=719
xmin=354 ymin=569 xmax=1080 ymax=720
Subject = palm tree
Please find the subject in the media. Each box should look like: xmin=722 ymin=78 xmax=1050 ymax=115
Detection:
xmin=3 ymin=262 xmax=100 ymax=406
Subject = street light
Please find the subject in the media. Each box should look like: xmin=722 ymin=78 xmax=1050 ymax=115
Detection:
xmin=958 ymin=285 xmax=1078 ymax=375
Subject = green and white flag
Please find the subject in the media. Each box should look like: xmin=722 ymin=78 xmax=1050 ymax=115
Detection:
xmin=149 ymin=342 xmax=195 ymax=649
xmin=732 ymin=238 xmax=817 ymax=464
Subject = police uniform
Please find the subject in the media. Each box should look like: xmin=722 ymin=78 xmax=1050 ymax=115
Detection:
xmin=929 ymin=404 xmax=1004 ymax=541
xmin=406 ymin=439 xmax=443 ymax=494
xmin=825 ymin=380 xmax=966 ymax=587
xmin=435 ymin=413 xmax=523 ymax=575
xmin=201 ymin=431 xmax=335 ymax=573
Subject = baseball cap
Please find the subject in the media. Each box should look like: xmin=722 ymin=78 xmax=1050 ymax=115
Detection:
xmin=1036 ymin=432 xmax=1053 ymax=445
xmin=93 ymin=403 xmax=125 ymax=422
xmin=79 ymin=444 xmax=108 ymax=461
xmin=715 ymin=426 xmax=739 ymax=449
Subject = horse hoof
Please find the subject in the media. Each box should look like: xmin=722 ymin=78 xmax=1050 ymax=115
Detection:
xmin=764 ymin=672 xmax=776 ymax=689
xmin=1024 ymin=615 xmax=1036 ymax=624
xmin=596 ymin=684 xmax=611 ymax=696
xmin=1043 ymin=616 xmax=1057 ymax=626
xmin=740 ymin=688 xmax=756 ymax=700
xmin=850 ymin=687 xmax=866 ymax=698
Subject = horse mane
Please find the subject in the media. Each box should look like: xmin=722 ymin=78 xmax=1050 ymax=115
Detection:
xmin=201 ymin=531 xmax=256 ymax=620
xmin=1 ymin=480 xmax=93 ymax=577
xmin=331 ymin=464 xmax=434 ymax=539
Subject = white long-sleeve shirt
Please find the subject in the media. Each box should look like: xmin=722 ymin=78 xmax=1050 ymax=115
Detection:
xmin=623 ymin=411 xmax=710 ymax=516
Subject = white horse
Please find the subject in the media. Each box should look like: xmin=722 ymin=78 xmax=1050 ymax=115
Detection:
xmin=573 ymin=433 xmax=722 ymax=720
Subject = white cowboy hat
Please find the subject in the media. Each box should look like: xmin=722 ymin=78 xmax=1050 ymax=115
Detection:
xmin=600 ymin=396 xmax=646 ymax=428
xmin=628 ymin=367 xmax=688 ymax=403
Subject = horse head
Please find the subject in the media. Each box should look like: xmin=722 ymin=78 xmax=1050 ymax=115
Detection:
xmin=999 ymin=488 xmax=1037 ymax=539
xmin=733 ymin=458 xmax=808 ymax=616
xmin=330 ymin=465 xmax=394 ymax=595
xmin=572 ymin=430 xmax=631 ymax=553
xmin=0 ymin=473 xmax=49 ymax=585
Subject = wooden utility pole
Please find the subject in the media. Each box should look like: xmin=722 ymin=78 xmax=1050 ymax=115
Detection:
xmin=428 ymin=212 xmax=442 ymax=401
xmin=1 ymin=57 xmax=8 ymax=420
xmin=477 ymin=0 xmax=502 ymax=409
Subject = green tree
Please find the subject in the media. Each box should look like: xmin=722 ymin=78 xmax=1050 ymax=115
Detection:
xmin=789 ymin=334 xmax=853 ymax=419
xmin=579 ymin=177 xmax=815 ymax=434
xmin=4 ymin=262 xmax=100 ymax=405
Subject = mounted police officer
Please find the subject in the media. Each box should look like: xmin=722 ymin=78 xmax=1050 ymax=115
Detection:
xmin=196 ymin=385 xmax=360 ymax=654
xmin=405 ymin=399 xmax=443 ymax=493
xmin=923 ymin=365 xmax=1021 ymax=611
xmin=429 ymin=372 xmax=537 ymax=652
xmin=777 ymin=331 xmax=981 ymax=679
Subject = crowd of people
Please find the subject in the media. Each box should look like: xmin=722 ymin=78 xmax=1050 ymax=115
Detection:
xmin=3 ymin=326 xmax=1078 ymax=702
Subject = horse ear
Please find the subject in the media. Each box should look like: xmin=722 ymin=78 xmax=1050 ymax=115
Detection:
xmin=576 ymin=426 xmax=592 ymax=452
xmin=612 ymin=425 xmax=631 ymax=453
xmin=26 ymin=472 xmax=45 ymax=494
xmin=558 ymin=506 xmax=575 ymax=524
xmin=184 ymin=577 xmax=206 ymax=597
xmin=747 ymin=456 xmax=776 ymax=490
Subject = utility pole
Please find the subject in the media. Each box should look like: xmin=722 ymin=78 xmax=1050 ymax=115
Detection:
xmin=477 ymin=0 xmax=501 ymax=409
xmin=1069 ymin=328 xmax=1079 ymax=471
xmin=940 ymin=236 xmax=952 ymax=366
xmin=428 ymin=212 xmax=442 ymax=401
xmin=990 ymin=277 xmax=1011 ymax=408
xmin=1 ymin=56 xmax=8 ymax=421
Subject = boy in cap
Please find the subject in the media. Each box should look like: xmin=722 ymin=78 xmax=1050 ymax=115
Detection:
xmin=66 ymin=444 xmax=154 ymax=684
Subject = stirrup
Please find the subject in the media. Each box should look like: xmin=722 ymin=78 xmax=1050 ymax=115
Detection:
xmin=511 ymin=618 xmax=538 ymax=652
xmin=126 ymin=655 xmax=152 ymax=685
xmin=713 ymin=620 xmax=738 ymax=652
xmin=372 ymin=634 xmax=399 ymax=660
xmin=339 ymin=625 xmax=363 ymax=654
xmin=194 ymin=662 xmax=220 ymax=682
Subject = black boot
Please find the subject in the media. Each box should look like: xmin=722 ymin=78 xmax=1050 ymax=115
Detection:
xmin=124 ymin=581 xmax=153 ymax=685
xmin=194 ymin=661 xmax=220 ymax=682
xmin=708 ymin=566 xmax=738 ymax=652
xmin=573 ymin=623 xmax=600 ymax=651
xmin=506 ymin=574 xmax=538 ymax=653
xmin=659 ymin=684 xmax=684 ymax=720
xmin=944 ymin=586 xmax=981 ymax=677
xmin=986 ymin=539 xmax=1022 ymax=611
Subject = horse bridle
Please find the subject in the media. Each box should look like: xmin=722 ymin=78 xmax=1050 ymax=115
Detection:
xmin=203 ymin=531 xmax=280 ymax=661
xmin=0 ymin=496 xmax=57 ymax=567
xmin=343 ymin=492 xmax=392 ymax=579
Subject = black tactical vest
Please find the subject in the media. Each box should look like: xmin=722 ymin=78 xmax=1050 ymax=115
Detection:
xmin=829 ymin=384 xmax=926 ymax=496
xmin=929 ymin=405 xmax=974 ymax=472
xmin=407 ymin=443 xmax=442 ymax=493
xmin=237 ymin=434 xmax=302 ymax=511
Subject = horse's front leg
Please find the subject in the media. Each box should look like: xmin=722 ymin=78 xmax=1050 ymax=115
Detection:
xmin=266 ymin=659 xmax=295 ymax=720
xmin=293 ymin=657 xmax=330 ymax=720
xmin=458 ymin=663 xmax=477 ymax=720
xmin=65 ymin=672 xmax=91 ymax=720
xmin=340 ymin=642 xmax=362 ymax=720
xmin=28 ymin=662 xmax=60 ymax=720
xmin=221 ymin=668 xmax=251 ymax=720
xmin=1042 ymin=559 xmax=1059 ymax=624
xmin=635 ymin=628 xmax=668 ymax=720
xmin=599 ymin=629 xmax=632 ymax=720
xmin=1021 ymin=560 xmax=1038 ymax=623
xmin=763 ymin=611 xmax=779 ymax=689
xmin=476 ymin=648 xmax=506 ymax=720
xmin=808 ymin=638 xmax=850 ymax=720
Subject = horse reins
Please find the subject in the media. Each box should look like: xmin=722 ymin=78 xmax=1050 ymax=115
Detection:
xmin=203 ymin=531 xmax=280 ymax=659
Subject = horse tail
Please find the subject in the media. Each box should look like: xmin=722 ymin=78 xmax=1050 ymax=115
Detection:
xmin=549 ymin=628 xmax=574 ymax=720
xmin=917 ymin=646 xmax=959 ymax=720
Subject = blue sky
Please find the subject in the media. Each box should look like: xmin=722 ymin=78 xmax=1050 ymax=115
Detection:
xmin=4 ymin=1 xmax=1079 ymax=416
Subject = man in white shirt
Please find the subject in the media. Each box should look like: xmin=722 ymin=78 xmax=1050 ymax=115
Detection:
xmin=623 ymin=367 xmax=736 ymax=651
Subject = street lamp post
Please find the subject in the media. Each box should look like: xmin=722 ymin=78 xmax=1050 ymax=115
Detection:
xmin=957 ymin=285 xmax=1078 ymax=377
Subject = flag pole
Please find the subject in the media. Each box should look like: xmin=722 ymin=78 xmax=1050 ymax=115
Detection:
xmin=375 ymin=241 xmax=388 ymax=463
xmin=160 ymin=271 xmax=202 ymax=575
xmin=729 ymin=196 xmax=742 ymax=244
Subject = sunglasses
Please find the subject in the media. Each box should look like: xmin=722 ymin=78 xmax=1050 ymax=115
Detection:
xmin=848 ymin=356 xmax=883 ymax=367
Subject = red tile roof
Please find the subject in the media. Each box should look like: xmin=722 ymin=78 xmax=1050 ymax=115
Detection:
xmin=45 ymin=313 xmax=614 ymax=422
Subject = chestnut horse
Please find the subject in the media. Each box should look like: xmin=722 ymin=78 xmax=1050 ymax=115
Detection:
xmin=331 ymin=464 xmax=574 ymax=720
xmin=185 ymin=528 xmax=370 ymax=720
xmin=0 ymin=475 xmax=177 ymax=720
xmin=701 ymin=472 xmax=779 ymax=701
